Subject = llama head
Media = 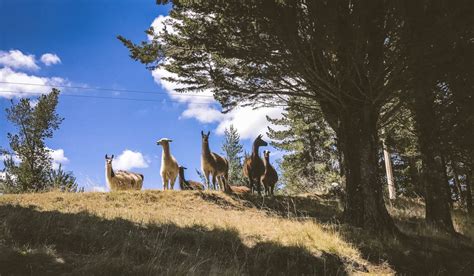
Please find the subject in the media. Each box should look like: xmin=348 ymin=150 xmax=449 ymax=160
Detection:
xmin=254 ymin=134 xmax=268 ymax=147
xmin=156 ymin=138 xmax=173 ymax=146
xmin=201 ymin=131 xmax=211 ymax=143
xmin=179 ymin=166 xmax=187 ymax=172
xmin=105 ymin=154 xmax=114 ymax=165
xmin=263 ymin=150 xmax=271 ymax=159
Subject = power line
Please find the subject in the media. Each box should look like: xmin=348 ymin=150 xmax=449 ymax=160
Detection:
xmin=0 ymin=81 xmax=214 ymax=98
xmin=0 ymin=90 xmax=216 ymax=105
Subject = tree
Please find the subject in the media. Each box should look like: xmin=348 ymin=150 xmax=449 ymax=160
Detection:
xmin=267 ymin=99 xmax=341 ymax=194
xmin=221 ymin=125 xmax=245 ymax=185
xmin=119 ymin=1 xmax=408 ymax=235
xmin=0 ymin=89 xmax=76 ymax=193
xmin=48 ymin=164 xmax=81 ymax=193
xmin=398 ymin=0 xmax=473 ymax=231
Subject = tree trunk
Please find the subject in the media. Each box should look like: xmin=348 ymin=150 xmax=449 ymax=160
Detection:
xmin=382 ymin=139 xmax=396 ymax=200
xmin=339 ymin=106 xmax=398 ymax=235
xmin=412 ymin=88 xmax=455 ymax=232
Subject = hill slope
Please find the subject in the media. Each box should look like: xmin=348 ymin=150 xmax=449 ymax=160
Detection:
xmin=0 ymin=191 xmax=473 ymax=275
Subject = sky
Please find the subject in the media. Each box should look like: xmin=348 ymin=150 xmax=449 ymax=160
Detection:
xmin=0 ymin=0 xmax=284 ymax=191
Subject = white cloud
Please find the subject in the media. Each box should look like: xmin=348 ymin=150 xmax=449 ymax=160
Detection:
xmin=0 ymin=153 xmax=21 ymax=164
xmin=148 ymin=15 xmax=178 ymax=42
xmin=0 ymin=50 xmax=39 ymax=70
xmin=215 ymin=106 xmax=284 ymax=140
xmin=148 ymin=16 xmax=285 ymax=140
xmin=40 ymin=53 xmax=61 ymax=66
xmin=48 ymin=148 xmax=69 ymax=170
xmin=112 ymin=150 xmax=149 ymax=171
xmin=0 ymin=67 xmax=67 ymax=98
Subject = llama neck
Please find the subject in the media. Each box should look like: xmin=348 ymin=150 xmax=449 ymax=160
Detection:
xmin=264 ymin=156 xmax=270 ymax=167
xmin=252 ymin=143 xmax=260 ymax=158
xmin=202 ymin=141 xmax=212 ymax=158
xmin=105 ymin=163 xmax=114 ymax=181
xmin=162 ymin=144 xmax=171 ymax=159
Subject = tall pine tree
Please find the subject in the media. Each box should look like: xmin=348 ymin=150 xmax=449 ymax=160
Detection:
xmin=0 ymin=89 xmax=78 ymax=193
xmin=221 ymin=125 xmax=245 ymax=185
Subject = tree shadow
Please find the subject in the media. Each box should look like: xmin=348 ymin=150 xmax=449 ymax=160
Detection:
xmin=198 ymin=192 xmax=474 ymax=274
xmin=198 ymin=191 xmax=342 ymax=223
xmin=336 ymin=216 xmax=474 ymax=275
xmin=0 ymin=204 xmax=347 ymax=275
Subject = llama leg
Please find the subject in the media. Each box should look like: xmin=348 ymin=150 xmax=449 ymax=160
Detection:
xmin=219 ymin=175 xmax=226 ymax=192
xmin=170 ymin=175 xmax=177 ymax=190
xmin=220 ymin=175 xmax=227 ymax=191
xmin=248 ymin=176 xmax=254 ymax=194
xmin=204 ymin=171 xmax=211 ymax=190
xmin=212 ymin=175 xmax=217 ymax=190
xmin=162 ymin=176 xmax=168 ymax=190
xmin=255 ymin=178 xmax=262 ymax=195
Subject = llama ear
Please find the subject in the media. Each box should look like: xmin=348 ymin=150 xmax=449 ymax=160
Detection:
xmin=183 ymin=167 xmax=187 ymax=170
xmin=207 ymin=131 xmax=210 ymax=136
xmin=105 ymin=154 xmax=108 ymax=159
xmin=111 ymin=155 xmax=114 ymax=159
xmin=201 ymin=131 xmax=204 ymax=136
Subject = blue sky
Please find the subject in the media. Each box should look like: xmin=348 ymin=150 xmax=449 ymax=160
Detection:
xmin=0 ymin=0 xmax=283 ymax=191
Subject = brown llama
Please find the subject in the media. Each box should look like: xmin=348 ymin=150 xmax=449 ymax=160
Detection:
xmin=261 ymin=150 xmax=278 ymax=196
xmin=178 ymin=166 xmax=204 ymax=190
xmin=201 ymin=131 xmax=229 ymax=190
xmin=243 ymin=134 xmax=268 ymax=195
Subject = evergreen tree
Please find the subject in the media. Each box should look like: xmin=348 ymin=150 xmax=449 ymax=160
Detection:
xmin=221 ymin=125 xmax=245 ymax=185
xmin=267 ymin=100 xmax=341 ymax=194
xmin=0 ymin=89 xmax=77 ymax=193
xmin=119 ymin=0 xmax=404 ymax=235
xmin=48 ymin=164 xmax=81 ymax=192
xmin=119 ymin=0 xmax=472 ymax=235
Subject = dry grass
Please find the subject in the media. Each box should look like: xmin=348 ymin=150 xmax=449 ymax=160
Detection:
xmin=0 ymin=191 xmax=473 ymax=275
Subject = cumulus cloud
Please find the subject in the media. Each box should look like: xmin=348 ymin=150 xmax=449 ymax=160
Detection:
xmin=0 ymin=50 xmax=39 ymax=70
xmin=1 ymin=149 xmax=69 ymax=170
xmin=149 ymin=17 xmax=284 ymax=140
xmin=0 ymin=67 xmax=67 ymax=98
xmin=112 ymin=150 xmax=149 ymax=171
xmin=40 ymin=53 xmax=61 ymax=66
xmin=48 ymin=148 xmax=69 ymax=170
xmin=0 ymin=153 xmax=21 ymax=164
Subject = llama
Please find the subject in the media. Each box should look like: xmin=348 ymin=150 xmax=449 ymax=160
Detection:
xmin=201 ymin=131 xmax=229 ymax=190
xmin=157 ymin=138 xmax=179 ymax=190
xmin=223 ymin=181 xmax=251 ymax=194
xmin=261 ymin=150 xmax=278 ymax=196
xmin=105 ymin=154 xmax=143 ymax=191
xmin=243 ymin=134 xmax=268 ymax=195
xmin=178 ymin=166 xmax=204 ymax=190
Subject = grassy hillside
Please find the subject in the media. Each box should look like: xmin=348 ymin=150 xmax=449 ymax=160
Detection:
xmin=0 ymin=191 xmax=473 ymax=275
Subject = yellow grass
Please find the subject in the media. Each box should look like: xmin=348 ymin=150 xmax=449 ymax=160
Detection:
xmin=0 ymin=191 xmax=473 ymax=275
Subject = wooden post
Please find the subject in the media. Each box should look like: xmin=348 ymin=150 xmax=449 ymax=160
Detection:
xmin=383 ymin=139 xmax=396 ymax=200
